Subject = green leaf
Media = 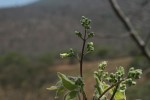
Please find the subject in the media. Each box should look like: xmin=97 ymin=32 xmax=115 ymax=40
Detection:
xmin=60 ymin=53 xmax=69 ymax=58
xmin=57 ymin=72 xmax=78 ymax=90
xmin=47 ymin=86 xmax=58 ymax=90
xmin=88 ymin=32 xmax=95 ymax=38
xmin=64 ymin=91 xmax=78 ymax=100
xmin=55 ymin=86 xmax=65 ymax=99
xmin=75 ymin=31 xmax=82 ymax=38
xmin=114 ymin=91 xmax=126 ymax=100
xmin=68 ymin=48 xmax=75 ymax=57
xmin=87 ymin=42 xmax=94 ymax=53
xmin=60 ymin=48 xmax=75 ymax=58
xmin=95 ymin=76 xmax=102 ymax=94
xmin=109 ymin=89 xmax=126 ymax=100
xmin=94 ymin=75 xmax=109 ymax=95
xmin=119 ymin=83 xmax=126 ymax=92
xmin=47 ymin=80 xmax=65 ymax=99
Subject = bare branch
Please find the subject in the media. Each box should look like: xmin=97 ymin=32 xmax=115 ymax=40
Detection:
xmin=108 ymin=0 xmax=150 ymax=61
xmin=141 ymin=0 xmax=150 ymax=7
xmin=96 ymin=33 xmax=129 ymax=39
xmin=145 ymin=33 xmax=150 ymax=47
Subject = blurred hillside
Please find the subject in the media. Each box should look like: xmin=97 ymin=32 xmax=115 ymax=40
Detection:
xmin=0 ymin=0 xmax=150 ymax=100
xmin=0 ymin=0 xmax=150 ymax=56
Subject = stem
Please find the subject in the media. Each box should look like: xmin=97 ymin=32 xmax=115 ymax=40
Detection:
xmin=78 ymin=93 xmax=81 ymax=100
xmin=80 ymin=29 xmax=87 ymax=77
xmin=79 ymin=29 xmax=87 ymax=100
xmin=98 ymin=80 xmax=123 ymax=100
xmin=145 ymin=32 xmax=150 ymax=47
xmin=110 ymin=83 xmax=120 ymax=100
xmin=64 ymin=92 xmax=69 ymax=100
xmin=82 ymin=90 xmax=88 ymax=100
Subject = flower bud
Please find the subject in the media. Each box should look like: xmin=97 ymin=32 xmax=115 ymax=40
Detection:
xmin=98 ymin=61 xmax=107 ymax=70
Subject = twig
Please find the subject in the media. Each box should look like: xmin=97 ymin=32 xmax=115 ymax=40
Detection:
xmin=145 ymin=33 xmax=150 ymax=47
xmin=80 ymin=28 xmax=87 ymax=77
xmin=96 ymin=33 xmax=129 ymax=39
xmin=98 ymin=80 xmax=123 ymax=100
xmin=110 ymin=82 xmax=120 ymax=100
xmin=141 ymin=0 xmax=150 ymax=6
xmin=82 ymin=90 xmax=88 ymax=100
xmin=79 ymin=28 xmax=88 ymax=100
xmin=109 ymin=0 xmax=150 ymax=61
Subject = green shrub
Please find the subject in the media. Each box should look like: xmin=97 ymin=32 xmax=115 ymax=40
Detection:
xmin=84 ymin=46 xmax=115 ymax=61
xmin=0 ymin=52 xmax=56 ymax=89
xmin=0 ymin=52 xmax=30 ymax=67
xmin=38 ymin=52 xmax=56 ymax=66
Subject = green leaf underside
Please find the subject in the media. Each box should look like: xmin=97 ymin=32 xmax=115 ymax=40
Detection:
xmin=109 ymin=89 xmax=126 ymax=100
xmin=57 ymin=72 xmax=77 ymax=90
xmin=55 ymin=86 xmax=65 ymax=99
xmin=95 ymin=76 xmax=109 ymax=94
xmin=47 ymin=86 xmax=58 ymax=90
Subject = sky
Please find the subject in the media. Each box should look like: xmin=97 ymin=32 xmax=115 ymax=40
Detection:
xmin=0 ymin=0 xmax=38 ymax=8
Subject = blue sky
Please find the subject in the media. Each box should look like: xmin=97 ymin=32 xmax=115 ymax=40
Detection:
xmin=0 ymin=0 xmax=38 ymax=8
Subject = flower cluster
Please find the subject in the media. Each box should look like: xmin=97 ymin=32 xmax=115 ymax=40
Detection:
xmin=93 ymin=61 xmax=142 ymax=100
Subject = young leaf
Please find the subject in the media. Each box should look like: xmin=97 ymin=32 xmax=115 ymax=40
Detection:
xmin=60 ymin=48 xmax=75 ymax=58
xmin=75 ymin=31 xmax=82 ymax=38
xmin=94 ymin=75 xmax=109 ymax=95
xmin=88 ymin=32 xmax=95 ymax=38
xmin=60 ymin=53 xmax=69 ymax=58
xmin=87 ymin=42 xmax=94 ymax=52
xmin=109 ymin=89 xmax=126 ymax=100
xmin=57 ymin=72 xmax=77 ymax=91
xmin=47 ymin=86 xmax=58 ymax=91
xmin=114 ymin=91 xmax=126 ymax=100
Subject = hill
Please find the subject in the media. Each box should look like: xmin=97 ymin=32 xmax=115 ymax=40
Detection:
xmin=0 ymin=0 xmax=150 ymax=56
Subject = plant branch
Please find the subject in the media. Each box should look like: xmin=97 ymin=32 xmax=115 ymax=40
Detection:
xmin=145 ymin=33 xmax=150 ymax=47
xmin=108 ymin=0 xmax=150 ymax=61
xmin=110 ymin=82 xmax=120 ymax=100
xmin=82 ymin=90 xmax=88 ymax=100
xmin=79 ymin=28 xmax=88 ymax=100
xmin=78 ymin=93 xmax=81 ymax=100
xmin=98 ymin=80 xmax=123 ymax=100
xmin=141 ymin=0 xmax=150 ymax=6
xmin=80 ymin=29 xmax=87 ymax=77
xmin=96 ymin=33 xmax=129 ymax=39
